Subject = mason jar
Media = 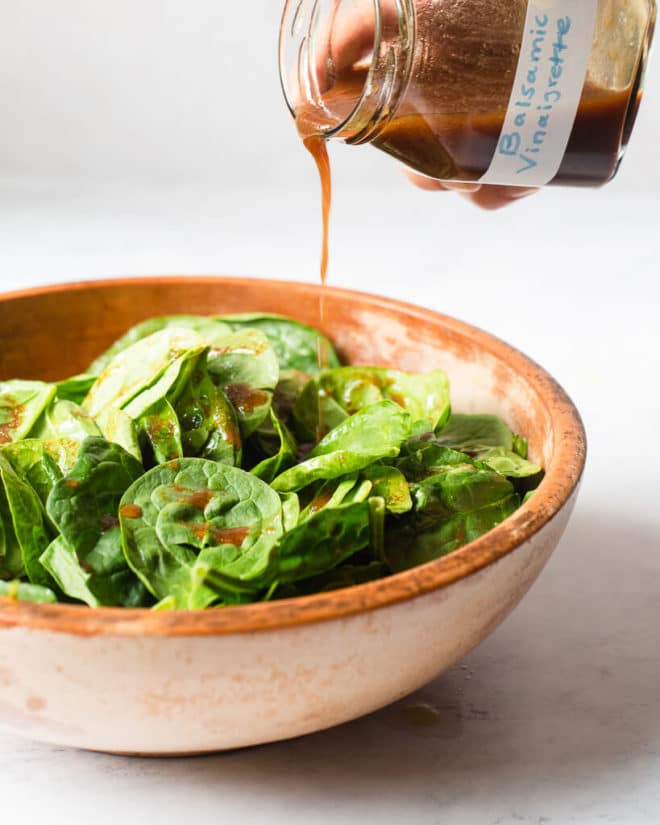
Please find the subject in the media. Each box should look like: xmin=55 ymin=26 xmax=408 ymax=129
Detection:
xmin=280 ymin=0 xmax=656 ymax=187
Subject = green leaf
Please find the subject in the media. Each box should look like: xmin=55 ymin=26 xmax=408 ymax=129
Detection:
xmin=2 ymin=440 xmax=62 ymax=506
xmin=95 ymin=407 xmax=142 ymax=462
xmin=32 ymin=399 xmax=102 ymax=443
xmin=207 ymin=329 xmax=279 ymax=438
xmin=434 ymin=413 xmax=515 ymax=453
xmin=174 ymin=363 xmax=241 ymax=466
xmin=512 ymin=434 xmax=529 ymax=459
xmin=250 ymin=410 xmax=296 ymax=483
xmin=139 ymin=398 xmax=183 ymax=464
xmin=278 ymin=560 xmax=388 ymax=597
xmin=40 ymin=536 xmax=148 ymax=608
xmin=0 ymin=453 xmax=53 ymax=586
xmin=361 ymin=466 xmax=413 ymax=514
xmin=273 ymin=369 xmax=312 ymax=422
xmin=293 ymin=377 xmax=348 ymax=443
xmin=298 ymin=475 xmax=360 ymax=522
xmin=219 ymin=314 xmax=341 ymax=373
xmin=313 ymin=367 xmax=451 ymax=429
xmin=88 ymin=316 xmax=232 ymax=375
xmin=0 ymin=580 xmax=57 ymax=604
xmin=394 ymin=437 xmax=481 ymax=482
xmin=0 ymin=380 xmax=56 ymax=445
xmin=83 ymin=327 xmax=206 ymax=418
xmin=385 ymin=497 xmax=520 ymax=573
xmin=280 ymin=492 xmax=300 ymax=531
xmin=55 ymin=374 xmax=97 ymax=404
xmin=121 ymin=348 xmax=203 ymax=422
xmin=45 ymin=437 xmax=146 ymax=606
xmin=272 ymin=401 xmax=412 ymax=493
xmin=0 ymin=479 xmax=23 ymax=580
xmin=478 ymin=448 xmax=543 ymax=479
xmin=203 ymin=501 xmax=371 ymax=599
xmin=119 ymin=459 xmax=283 ymax=608
xmin=411 ymin=465 xmax=515 ymax=527
xmin=29 ymin=398 xmax=103 ymax=473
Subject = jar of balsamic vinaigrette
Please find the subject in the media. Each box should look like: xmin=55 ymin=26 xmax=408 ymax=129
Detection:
xmin=280 ymin=0 xmax=656 ymax=187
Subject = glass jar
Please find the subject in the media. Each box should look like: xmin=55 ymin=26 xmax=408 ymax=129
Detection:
xmin=280 ymin=0 xmax=656 ymax=187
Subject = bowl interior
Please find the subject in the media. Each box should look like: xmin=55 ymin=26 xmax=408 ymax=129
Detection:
xmin=0 ymin=277 xmax=555 ymax=465
xmin=0 ymin=276 xmax=585 ymax=633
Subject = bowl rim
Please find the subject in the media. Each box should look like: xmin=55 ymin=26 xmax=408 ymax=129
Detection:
xmin=0 ymin=276 xmax=586 ymax=637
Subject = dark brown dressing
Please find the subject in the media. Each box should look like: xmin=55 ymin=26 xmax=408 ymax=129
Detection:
xmin=297 ymin=64 xmax=636 ymax=188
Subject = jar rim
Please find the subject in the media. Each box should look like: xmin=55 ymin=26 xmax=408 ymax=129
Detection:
xmin=279 ymin=0 xmax=415 ymax=143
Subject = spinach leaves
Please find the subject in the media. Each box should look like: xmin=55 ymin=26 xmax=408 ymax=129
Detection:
xmin=0 ymin=314 xmax=543 ymax=607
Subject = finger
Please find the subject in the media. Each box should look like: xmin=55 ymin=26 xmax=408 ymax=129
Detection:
xmin=314 ymin=0 xmax=399 ymax=91
xmin=464 ymin=185 xmax=538 ymax=210
xmin=405 ymin=172 xmax=483 ymax=194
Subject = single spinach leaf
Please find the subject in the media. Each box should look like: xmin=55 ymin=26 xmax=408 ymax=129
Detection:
xmin=394 ymin=436 xmax=480 ymax=482
xmin=95 ymin=407 xmax=142 ymax=462
xmin=0 ymin=482 xmax=23 ymax=580
xmin=207 ymin=329 xmax=279 ymax=438
xmin=33 ymin=399 xmax=102 ymax=443
xmin=361 ymin=466 xmax=413 ymax=514
xmin=219 ymin=314 xmax=341 ymax=373
xmin=512 ymin=434 xmax=529 ymax=459
xmin=45 ymin=437 xmax=145 ymax=606
xmin=0 ymin=381 xmax=56 ymax=445
xmin=298 ymin=475 xmax=360 ymax=522
xmin=40 ymin=536 xmax=148 ymax=608
xmin=83 ymin=328 xmax=206 ymax=418
xmin=139 ymin=398 xmax=183 ymax=464
xmin=174 ymin=363 xmax=241 ymax=466
xmin=0 ymin=580 xmax=57 ymax=604
xmin=273 ymin=369 xmax=312 ymax=422
xmin=315 ymin=367 xmax=451 ymax=429
xmin=250 ymin=410 xmax=296 ymax=483
xmin=434 ymin=413 xmax=515 ymax=453
xmin=119 ymin=459 xmax=283 ymax=608
xmin=55 ymin=374 xmax=97 ymax=404
xmin=478 ymin=448 xmax=543 ymax=480
xmin=0 ymin=453 xmax=53 ymax=586
xmin=280 ymin=492 xmax=300 ymax=531
xmin=47 ymin=437 xmax=143 ymax=557
xmin=411 ymin=464 xmax=515 ymax=527
xmin=293 ymin=377 xmax=348 ymax=443
xmin=272 ymin=401 xmax=412 ymax=493
xmin=88 ymin=316 xmax=232 ymax=375
xmin=29 ymin=398 xmax=103 ymax=473
xmin=385 ymin=497 xmax=520 ymax=573
xmin=2 ymin=440 xmax=62 ymax=506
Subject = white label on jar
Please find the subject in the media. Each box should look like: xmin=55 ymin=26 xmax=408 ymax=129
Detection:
xmin=480 ymin=0 xmax=598 ymax=187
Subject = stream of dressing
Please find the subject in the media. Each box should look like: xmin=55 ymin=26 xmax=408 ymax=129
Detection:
xmin=297 ymin=115 xmax=334 ymax=439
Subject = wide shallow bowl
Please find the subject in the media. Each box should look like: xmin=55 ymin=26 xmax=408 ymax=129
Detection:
xmin=0 ymin=277 xmax=585 ymax=755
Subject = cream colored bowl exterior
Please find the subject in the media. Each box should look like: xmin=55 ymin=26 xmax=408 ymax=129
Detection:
xmin=0 ymin=504 xmax=573 ymax=755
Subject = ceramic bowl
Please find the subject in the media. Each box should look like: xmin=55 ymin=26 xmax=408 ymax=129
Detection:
xmin=0 ymin=277 xmax=586 ymax=755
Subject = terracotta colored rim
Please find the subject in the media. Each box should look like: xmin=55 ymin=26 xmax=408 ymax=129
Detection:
xmin=0 ymin=276 xmax=586 ymax=637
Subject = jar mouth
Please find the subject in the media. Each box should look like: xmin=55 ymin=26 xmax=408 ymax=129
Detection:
xmin=279 ymin=0 xmax=415 ymax=144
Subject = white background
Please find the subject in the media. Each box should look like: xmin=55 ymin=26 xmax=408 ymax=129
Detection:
xmin=0 ymin=4 xmax=659 ymax=824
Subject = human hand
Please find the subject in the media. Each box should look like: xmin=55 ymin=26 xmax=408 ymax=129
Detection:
xmin=312 ymin=0 xmax=538 ymax=210
xmin=404 ymin=174 xmax=537 ymax=210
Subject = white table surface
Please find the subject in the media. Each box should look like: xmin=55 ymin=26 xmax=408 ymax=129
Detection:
xmin=0 ymin=177 xmax=658 ymax=825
